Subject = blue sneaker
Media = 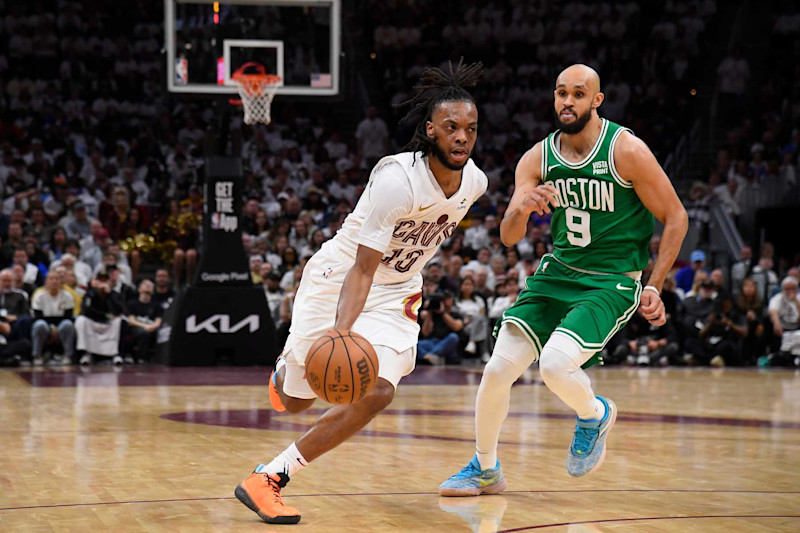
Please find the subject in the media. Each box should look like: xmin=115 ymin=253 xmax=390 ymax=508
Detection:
xmin=439 ymin=455 xmax=508 ymax=496
xmin=566 ymin=396 xmax=617 ymax=477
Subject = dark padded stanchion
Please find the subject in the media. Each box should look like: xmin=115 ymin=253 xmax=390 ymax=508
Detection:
xmin=166 ymin=157 xmax=279 ymax=366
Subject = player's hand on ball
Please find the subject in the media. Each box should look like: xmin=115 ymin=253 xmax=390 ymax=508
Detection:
xmin=523 ymin=183 xmax=559 ymax=215
xmin=639 ymin=290 xmax=666 ymax=326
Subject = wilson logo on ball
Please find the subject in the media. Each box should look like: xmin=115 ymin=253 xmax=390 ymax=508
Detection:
xmin=357 ymin=357 xmax=371 ymax=398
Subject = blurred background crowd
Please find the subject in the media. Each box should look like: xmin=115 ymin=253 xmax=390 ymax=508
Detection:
xmin=0 ymin=0 xmax=797 ymax=367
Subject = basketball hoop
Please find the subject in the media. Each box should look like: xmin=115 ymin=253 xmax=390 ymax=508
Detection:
xmin=231 ymin=62 xmax=281 ymax=125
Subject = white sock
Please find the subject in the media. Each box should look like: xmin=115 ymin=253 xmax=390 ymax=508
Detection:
xmin=259 ymin=442 xmax=308 ymax=478
xmin=574 ymin=370 xmax=605 ymax=421
xmin=476 ymin=448 xmax=498 ymax=471
xmin=538 ymin=336 xmax=604 ymax=421
xmin=585 ymin=397 xmax=606 ymax=421
xmin=475 ymin=324 xmax=538 ymax=471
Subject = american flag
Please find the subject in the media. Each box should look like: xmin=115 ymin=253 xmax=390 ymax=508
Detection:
xmin=310 ymin=73 xmax=332 ymax=88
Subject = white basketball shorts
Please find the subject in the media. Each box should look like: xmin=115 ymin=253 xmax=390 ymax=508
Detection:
xmin=281 ymin=248 xmax=422 ymax=399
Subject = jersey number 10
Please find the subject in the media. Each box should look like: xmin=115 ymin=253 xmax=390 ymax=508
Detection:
xmin=382 ymin=248 xmax=425 ymax=273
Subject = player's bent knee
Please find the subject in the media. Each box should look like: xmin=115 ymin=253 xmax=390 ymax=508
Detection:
xmin=538 ymin=355 xmax=562 ymax=384
xmin=538 ymin=341 xmax=582 ymax=384
xmin=362 ymin=378 xmax=395 ymax=413
xmin=482 ymin=355 xmax=521 ymax=386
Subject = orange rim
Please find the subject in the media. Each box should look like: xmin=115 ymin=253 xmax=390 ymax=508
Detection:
xmin=232 ymin=74 xmax=281 ymax=96
xmin=233 ymin=73 xmax=281 ymax=84
xmin=232 ymin=62 xmax=281 ymax=96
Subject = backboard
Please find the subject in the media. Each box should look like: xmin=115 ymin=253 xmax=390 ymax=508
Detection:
xmin=165 ymin=0 xmax=340 ymax=96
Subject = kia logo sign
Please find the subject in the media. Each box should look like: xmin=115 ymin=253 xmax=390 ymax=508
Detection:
xmin=186 ymin=314 xmax=260 ymax=334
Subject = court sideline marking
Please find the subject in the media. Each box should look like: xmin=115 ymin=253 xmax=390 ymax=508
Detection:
xmin=497 ymin=514 xmax=800 ymax=531
xmin=2 ymin=489 xmax=800 ymax=513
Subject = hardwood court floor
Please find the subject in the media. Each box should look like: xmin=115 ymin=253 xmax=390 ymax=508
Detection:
xmin=1 ymin=365 xmax=799 ymax=532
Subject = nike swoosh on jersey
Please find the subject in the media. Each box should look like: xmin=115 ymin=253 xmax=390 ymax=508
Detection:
xmin=547 ymin=164 xmax=559 ymax=172
xmin=418 ymin=204 xmax=434 ymax=211
xmin=616 ymin=283 xmax=634 ymax=291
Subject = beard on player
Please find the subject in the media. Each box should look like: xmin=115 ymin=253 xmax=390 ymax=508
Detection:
xmin=554 ymin=106 xmax=592 ymax=134
xmin=430 ymin=135 xmax=470 ymax=171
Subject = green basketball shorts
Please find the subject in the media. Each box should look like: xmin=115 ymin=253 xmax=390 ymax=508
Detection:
xmin=494 ymin=254 xmax=642 ymax=369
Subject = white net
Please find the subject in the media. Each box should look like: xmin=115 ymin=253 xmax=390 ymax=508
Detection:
xmin=233 ymin=75 xmax=280 ymax=125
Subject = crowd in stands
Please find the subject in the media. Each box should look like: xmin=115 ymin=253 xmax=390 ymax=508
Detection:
xmin=0 ymin=2 xmax=184 ymax=366
xmin=367 ymin=0 xmax=716 ymax=164
xmin=687 ymin=3 xmax=800 ymax=245
xmin=612 ymin=243 xmax=799 ymax=367
xmin=0 ymin=0 xmax=796 ymax=368
xmin=649 ymin=1 xmax=800 ymax=368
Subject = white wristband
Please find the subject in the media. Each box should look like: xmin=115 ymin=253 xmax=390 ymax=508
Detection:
xmin=643 ymin=285 xmax=660 ymax=296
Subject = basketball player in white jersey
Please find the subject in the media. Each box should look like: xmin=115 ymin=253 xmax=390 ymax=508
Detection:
xmin=235 ymin=60 xmax=488 ymax=524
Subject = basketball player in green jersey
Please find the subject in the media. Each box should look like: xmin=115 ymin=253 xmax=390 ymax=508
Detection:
xmin=440 ymin=64 xmax=688 ymax=493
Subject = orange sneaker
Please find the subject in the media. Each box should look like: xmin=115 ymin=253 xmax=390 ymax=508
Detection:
xmin=269 ymin=354 xmax=287 ymax=412
xmin=269 ymin=370 xmax=286 ymax=412
xmin=235 ymin=469 xmax=301 ymax=524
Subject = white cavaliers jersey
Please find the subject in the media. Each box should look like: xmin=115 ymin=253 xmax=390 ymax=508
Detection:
xmin=324 ymin=151 xmax=488 ymax=285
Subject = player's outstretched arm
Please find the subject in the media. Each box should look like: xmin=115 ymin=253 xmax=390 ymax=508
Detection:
xmin=333 ymin=245 xmax=383 ymax=332
xmin=616 ymin=132 xmax=688 ymax=326
xmin=501 ymin=142 xmax=558 ymax=247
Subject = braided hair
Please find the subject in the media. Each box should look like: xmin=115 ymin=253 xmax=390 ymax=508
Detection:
xmin=395 ymin=58 xmax=483 ymax=158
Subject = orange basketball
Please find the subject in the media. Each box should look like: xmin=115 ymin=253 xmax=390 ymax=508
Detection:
xmin=305 ymin=329 xmax=380 ymax=405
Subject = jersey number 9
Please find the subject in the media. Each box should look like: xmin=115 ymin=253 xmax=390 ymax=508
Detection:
xmin=566 ymin=207 xmax=591 ymax=248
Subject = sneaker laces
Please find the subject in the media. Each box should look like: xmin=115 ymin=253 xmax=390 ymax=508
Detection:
xmin=572 ymin=425 xmax=597 ymax=455
xmin=261 ymin=474 xmax=286 ymax=505
xmin=450 ymin=460 xmax=482 ymax=480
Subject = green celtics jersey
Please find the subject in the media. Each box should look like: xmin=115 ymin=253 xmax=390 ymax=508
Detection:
xmin=541 ymin=119 xmax=654 ymax=274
